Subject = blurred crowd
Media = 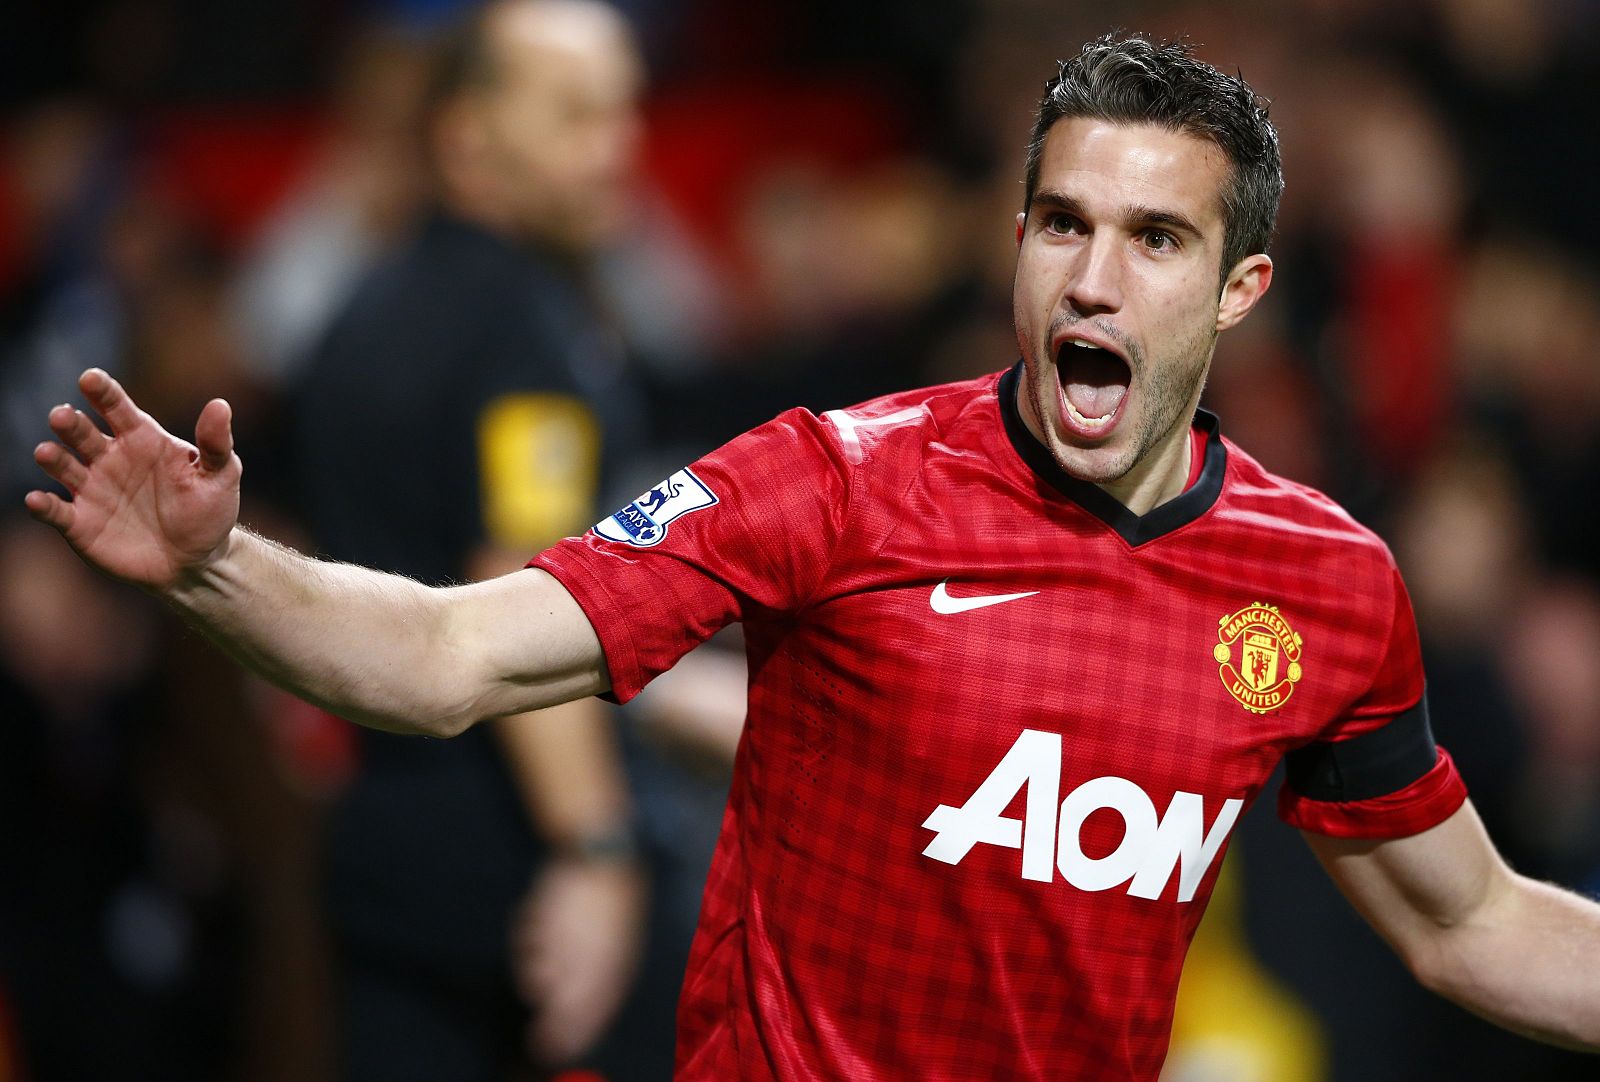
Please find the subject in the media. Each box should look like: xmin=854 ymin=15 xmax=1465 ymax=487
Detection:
xmin=2 ymin=0 xmax=1598 ymax=1080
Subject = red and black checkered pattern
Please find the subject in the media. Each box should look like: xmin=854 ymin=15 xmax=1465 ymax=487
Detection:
xmin=535 ymin=367 xmax=1465 ymax=1081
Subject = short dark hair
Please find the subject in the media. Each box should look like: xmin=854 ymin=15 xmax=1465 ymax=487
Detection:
xmin=1023 ymin=32 xmax=1283 ymax=277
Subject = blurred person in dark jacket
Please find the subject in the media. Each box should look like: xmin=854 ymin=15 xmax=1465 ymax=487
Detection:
xmin=286 ymin=2 xmax=648 ymax=1078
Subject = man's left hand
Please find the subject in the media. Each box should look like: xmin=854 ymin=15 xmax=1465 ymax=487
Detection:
xmin=511 ymin=854 xmax=648 ymax=1065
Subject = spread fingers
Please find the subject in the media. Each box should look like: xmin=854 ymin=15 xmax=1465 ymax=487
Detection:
xmin=48 ymin=404 xmax=111 ymax=462
xmin=78 ymin=368 xmax=145 ymax=438
xmin=23 ymin=488 xmax=74 ymax=531
xmin=34 ymin=440 xmax=89 ymax=493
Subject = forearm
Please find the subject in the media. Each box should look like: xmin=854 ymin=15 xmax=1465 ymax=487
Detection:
xmin=164 ymin=526 xmax=493 ymax=735
xmin=1312 ymin=804 xmax=1600 ymax=1054
xmin=1419 ymin=874 xmax=1600 ymax=1052
xmin=25 ymin=373 xmax=605 ymax=730
xmin=493 ymin=697 xmax=634 ymax=847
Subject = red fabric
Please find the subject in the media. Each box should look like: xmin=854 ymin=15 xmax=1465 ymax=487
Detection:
xmin=535 ymin=369 xmax=1461 ymax=1081
xmin=1279 ymin=747 xmax=1467 ymax=839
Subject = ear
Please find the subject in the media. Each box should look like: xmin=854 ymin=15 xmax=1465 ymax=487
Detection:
xmin=1216 ymin=253 xmax=1273 ymax=332
xmin=1015 ymin=211 xmax=1026 ymax=247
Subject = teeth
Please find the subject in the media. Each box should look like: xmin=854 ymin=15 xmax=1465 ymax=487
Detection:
xmin=1063 ymin=395 xmax=1113 ymax=428
xmin=1069 ymin=339 xmax=1097 ymax=349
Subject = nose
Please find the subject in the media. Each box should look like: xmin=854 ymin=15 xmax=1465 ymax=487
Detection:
xmin=1063 ymin=234 xmax=1124 ymax=316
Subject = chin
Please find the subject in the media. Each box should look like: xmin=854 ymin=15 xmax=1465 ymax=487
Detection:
xmin=1030 ymin=383 xmax=1137 ymax=484
xmin=1048 ymin=437 xmax=1139 ymax=486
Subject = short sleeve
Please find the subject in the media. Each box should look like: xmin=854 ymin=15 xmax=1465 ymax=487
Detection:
xmin=1277 ymin=562 xmax=1468 ymax=839
xmin=533 ymin=407 xmax=851 ymax=702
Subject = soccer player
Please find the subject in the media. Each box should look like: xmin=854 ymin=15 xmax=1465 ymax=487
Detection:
xmin=24 ymin=33 xmax=1600 ymax=1081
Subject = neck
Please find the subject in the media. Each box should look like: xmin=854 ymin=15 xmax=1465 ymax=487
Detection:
xmin=1013 ymin=377 xmax=1198 ymax=517
xmin=1097 ymin=420 xmax=1194 ymax=516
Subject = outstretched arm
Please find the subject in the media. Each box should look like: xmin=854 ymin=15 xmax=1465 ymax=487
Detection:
xmin=25 ymin=369 xmax=608 ymax=735
xmin=1306 ymin=801 xmax=1600 ymax=1051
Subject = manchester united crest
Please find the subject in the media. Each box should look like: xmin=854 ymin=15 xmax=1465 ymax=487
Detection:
xmin=1214 ymin=603 xmax=1304 ymax=713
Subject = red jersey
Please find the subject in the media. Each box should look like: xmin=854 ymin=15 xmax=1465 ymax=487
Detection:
xmin=534 ymin=366 xmax=1466 ymax=1080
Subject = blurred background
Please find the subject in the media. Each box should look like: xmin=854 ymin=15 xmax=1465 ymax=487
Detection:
xmin=2 ymin=0 xmax=1598 ymax=1079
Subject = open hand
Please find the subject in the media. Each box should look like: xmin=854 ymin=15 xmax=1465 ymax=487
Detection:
xmin=511 ymin=856 xmax=647 ymax=1065
xmin=24 ymin=368 xmax=241 ymax=591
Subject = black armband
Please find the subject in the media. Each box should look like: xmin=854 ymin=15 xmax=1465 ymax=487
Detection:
xmin=1284 ymin=693 xmax=1439 ymax=802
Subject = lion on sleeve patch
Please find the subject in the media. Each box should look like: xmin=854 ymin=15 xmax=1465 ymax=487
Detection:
xmin=593 ymin=468 xmax=719 ymax=547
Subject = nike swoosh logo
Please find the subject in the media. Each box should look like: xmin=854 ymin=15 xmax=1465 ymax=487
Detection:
xmin=929 ymin=580 xmax=1040 ymax=615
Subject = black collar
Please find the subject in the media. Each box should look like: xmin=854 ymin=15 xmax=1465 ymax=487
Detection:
xmin=997 ymin=362 xmax=1227 ymax=546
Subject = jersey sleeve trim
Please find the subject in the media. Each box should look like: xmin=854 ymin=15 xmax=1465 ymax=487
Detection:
xmin=1277 ymin=745 xmax=1467 ymax=839
xmin=1284 ymin=693 xmax=1439 ymax=802
xmin=530 ymin=549 xmax=647 ymax=704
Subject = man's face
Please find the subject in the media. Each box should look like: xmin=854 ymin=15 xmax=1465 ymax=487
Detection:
xmin=476 ymin=3 xmax=642 ymax=253
xmin=1012 ymin=118 xmax=1264 ymax=493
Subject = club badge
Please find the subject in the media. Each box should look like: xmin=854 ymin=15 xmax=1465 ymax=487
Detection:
xmin=1214 ymin=602 xmax=1304 ymax=714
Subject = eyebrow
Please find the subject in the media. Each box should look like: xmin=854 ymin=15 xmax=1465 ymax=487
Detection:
xmin=1031 ymin=188 xmax=1205 ymax=241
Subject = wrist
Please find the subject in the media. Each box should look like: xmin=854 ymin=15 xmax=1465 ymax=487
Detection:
xmin=550 ymin=823 xmax=642 ymax=865
xmin=164 ymin=526 xmax=246 ymax=603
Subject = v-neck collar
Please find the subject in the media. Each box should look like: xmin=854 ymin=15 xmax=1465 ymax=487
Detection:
xmin=997 ymin=362 xmax=1227 ymax=546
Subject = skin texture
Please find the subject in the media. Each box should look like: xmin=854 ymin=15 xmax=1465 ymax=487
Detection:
xmin=1308 ymin=804 xmax=1600 ymax=1051
xmin=27 ymin=369 xmax=610 ymax=730
xmin=1011 ymin=118 xmax=1272 ymax=515
xmin=27 ymin=382 xmax=240 ymax=586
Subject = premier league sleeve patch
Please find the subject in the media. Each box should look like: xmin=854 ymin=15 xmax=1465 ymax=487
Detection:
xmin=593 ymin=468 xmax=719 ymax=547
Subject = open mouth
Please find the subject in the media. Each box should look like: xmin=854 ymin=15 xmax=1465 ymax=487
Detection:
xmin=1056 ymin=338 xmax=1131 ymax=433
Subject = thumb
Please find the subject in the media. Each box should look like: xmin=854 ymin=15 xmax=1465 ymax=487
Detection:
xmin=194 ymin=398 xmax=235 ymax=472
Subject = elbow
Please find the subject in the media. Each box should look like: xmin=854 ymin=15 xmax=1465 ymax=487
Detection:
xmin=348 ymin=705 xmax=476 ymax=740
xmin=438 ymin=712 xmax=483 ymax=738
xmin=1398 ymin=912 xmax=1503 ymax=1010
xmin=415 ymin=702 xmax=482 ymax=739
xmin=1401 ymin=935 xmax=1453 ymax=998
xmin=421 ymin=666 xmax=510 ymax=737
xmin=350 ymin=676 xmax=482 ymax=738
xmin=1406 ymin=866 xmax=1527 ymax=1002
xmin=340 ymin=667 xmax=481 ymax=738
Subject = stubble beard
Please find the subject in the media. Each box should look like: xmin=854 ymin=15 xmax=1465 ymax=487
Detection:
xmin=1026 ymin=315 xmax=1218 ymax=488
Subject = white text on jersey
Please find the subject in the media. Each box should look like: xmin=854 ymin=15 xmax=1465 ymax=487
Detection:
xmin=921 ymin=728 xmax=1243 ymax=901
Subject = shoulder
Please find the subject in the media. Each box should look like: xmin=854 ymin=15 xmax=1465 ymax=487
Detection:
xmin=814 ymin=370 xmax=1005 ymax=466
xmin=711 ymin=370 xmax=1002 ymax=473
xmin=685 ymin=371 xmax=1004 ymax=520
xmin=1218 ymin=437 xmax=1399 ymax=573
